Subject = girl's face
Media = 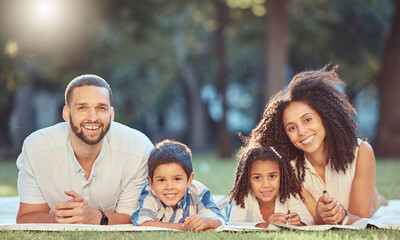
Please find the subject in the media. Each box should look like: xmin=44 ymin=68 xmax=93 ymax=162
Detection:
xmin=249 ymin=160 xmax=280 ymax=205
xmin=282 ymin=101 xmax=326 ymax=158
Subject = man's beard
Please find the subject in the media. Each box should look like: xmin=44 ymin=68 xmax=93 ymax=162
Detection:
xmin=70 ymin=117 xmax=111 ymax=145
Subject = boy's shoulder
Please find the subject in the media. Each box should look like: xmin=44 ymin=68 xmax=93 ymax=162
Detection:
xmin=188 ymin=180 xmax=213 ymax=204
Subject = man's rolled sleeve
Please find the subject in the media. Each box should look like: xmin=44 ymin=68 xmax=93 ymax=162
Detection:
xmin=115 ymin=142 xmax=153 ymax=215
xmin=16 ymin=145 xmax=46 ymax=204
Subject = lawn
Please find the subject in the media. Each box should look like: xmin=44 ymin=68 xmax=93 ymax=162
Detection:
xmin=1 ymin=154 xmax=399 ymax=239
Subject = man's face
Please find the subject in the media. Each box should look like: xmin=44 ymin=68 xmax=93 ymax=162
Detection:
xmin=63 ymin=85 xmax=114 ymax=146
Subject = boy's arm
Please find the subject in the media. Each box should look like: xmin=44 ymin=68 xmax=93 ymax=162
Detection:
xmin=140 ymin=220 xmax=186 ymax=231
xmin=183 ymin=214 xmax=222 ymax=231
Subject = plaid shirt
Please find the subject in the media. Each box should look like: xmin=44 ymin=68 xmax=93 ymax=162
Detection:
xmin=132 ymin=180 xmax=225 ymax=225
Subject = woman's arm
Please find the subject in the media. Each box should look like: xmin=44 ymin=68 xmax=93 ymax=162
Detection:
xmin=348 ymin=141 xmax=376 ymax=218
xmin=300 ymin=185 xmax=317 ymax=219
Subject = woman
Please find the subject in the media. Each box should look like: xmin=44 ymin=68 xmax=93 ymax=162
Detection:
xmin=248 ymin=65 xmax=384 ymax=225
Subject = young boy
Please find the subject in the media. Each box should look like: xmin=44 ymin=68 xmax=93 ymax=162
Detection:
xmin=131 ymin=139 xmax=225 ymax=231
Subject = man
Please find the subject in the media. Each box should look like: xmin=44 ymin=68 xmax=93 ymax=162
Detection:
xmin=16 ymin=74 xmax=153 ymax=225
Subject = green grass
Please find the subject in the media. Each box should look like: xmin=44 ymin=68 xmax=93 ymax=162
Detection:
xmin=1 ymin=155 xmax=399 ymax=239
xmin=1 ymin=228 xmax=400 ymax=239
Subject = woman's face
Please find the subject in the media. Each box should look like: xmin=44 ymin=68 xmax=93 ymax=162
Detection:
xmin=282 ymin=101 xmax=326 ymax=157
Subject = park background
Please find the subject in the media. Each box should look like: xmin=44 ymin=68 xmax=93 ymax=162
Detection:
xmin=1 ymin=0 xmax=400 ymax=238
xmin=0 ymin=0 xmax=400 ymax=197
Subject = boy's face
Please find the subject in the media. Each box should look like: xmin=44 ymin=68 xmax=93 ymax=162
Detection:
xmin=148 ymin=163 xmax=194 ymax=210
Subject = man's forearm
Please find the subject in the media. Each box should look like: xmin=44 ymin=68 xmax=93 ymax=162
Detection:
xmin=105 ymin=212 xmax=132 ymax=225
xmin=16 ymin=212 xmax=56 ymax=224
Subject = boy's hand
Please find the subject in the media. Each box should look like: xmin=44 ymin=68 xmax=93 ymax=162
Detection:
xmin=183 ymin=214 xmax=208 ymax=231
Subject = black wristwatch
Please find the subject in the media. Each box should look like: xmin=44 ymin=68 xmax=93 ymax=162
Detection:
xmin=99 ymin=209 xmax=109 ymax=225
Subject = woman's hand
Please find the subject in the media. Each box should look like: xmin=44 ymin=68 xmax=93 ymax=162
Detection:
xmin=315 ymin=195 xmax=345 ymax=225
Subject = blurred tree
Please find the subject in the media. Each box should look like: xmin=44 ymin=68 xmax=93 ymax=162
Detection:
xmin=375 ymin=0 xmax=400 ymax=158
xmin=265 ymin=0 xmax=289 ymax=100
xmin=215 ymin=0 xmax=232 ymax=158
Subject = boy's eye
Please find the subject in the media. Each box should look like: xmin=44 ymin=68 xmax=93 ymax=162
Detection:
xmin=157 ymin=179 xmax=165 ymax=182
xmin=174 ymin=177 xmax=182 ymax=181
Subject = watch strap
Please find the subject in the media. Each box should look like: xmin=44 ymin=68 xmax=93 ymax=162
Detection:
xmin=99 ymin=209 xmax=109 ymax=225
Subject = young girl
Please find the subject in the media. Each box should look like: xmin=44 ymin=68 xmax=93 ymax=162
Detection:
xmin=250 ymin=65 xmax=385 ymax=225
xmin=228 ymin=144 xmax=314 ymax=227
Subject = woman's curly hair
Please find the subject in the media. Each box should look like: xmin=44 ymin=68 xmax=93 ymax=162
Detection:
xmin=229 ymin=142 xmax=302 ymax=208
xmin=249 ymin=65 xmax=358 ymax=183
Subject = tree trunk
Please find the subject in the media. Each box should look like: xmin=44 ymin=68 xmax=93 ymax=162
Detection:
xmin=374 ymin=0 xmax=400 ymax=158
xmin=215 ymin=0 xmax=231 ymax=158
xmin=265 ymin=0 xmax=289 ymax=100
xmin=172 ymin=4 xmax=208 ymax=152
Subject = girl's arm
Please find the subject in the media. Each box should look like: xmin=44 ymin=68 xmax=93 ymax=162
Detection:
xmin=348 ymin=141 xmax=376 ymax=218
xmin=228 ymin=203 xmax=248 ymax=224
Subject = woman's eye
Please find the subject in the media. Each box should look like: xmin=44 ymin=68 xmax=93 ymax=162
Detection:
xmin=305 ymin=117 xmax=312 ymax=123
xmin=288 ymin=126 xmax=295 ymax=132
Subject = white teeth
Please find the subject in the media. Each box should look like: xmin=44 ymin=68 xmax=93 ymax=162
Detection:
xmin=83 ymin=125 xmax=100 ymax=130
xmin=301 ymin=135 xmax=314 ymax=144
xmin=165 ymin=194 xmax=176 ymax=198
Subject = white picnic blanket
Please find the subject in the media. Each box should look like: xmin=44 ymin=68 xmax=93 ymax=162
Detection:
xmin=1 ymin=196 xmax=399 ymax=231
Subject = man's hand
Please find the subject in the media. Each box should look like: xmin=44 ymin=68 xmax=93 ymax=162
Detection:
xmin=54 ymin=191 xmax=102 ymax=224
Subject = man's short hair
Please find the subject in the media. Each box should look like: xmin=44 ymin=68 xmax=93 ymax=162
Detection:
xmin=65 ymin=74 xmax=112 ymax=106
xmin=148 ymin=139 xmax=193 ymax=180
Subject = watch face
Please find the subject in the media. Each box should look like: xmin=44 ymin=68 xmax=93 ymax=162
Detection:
xmin=101 ymin=216 xmax=109 ymax=225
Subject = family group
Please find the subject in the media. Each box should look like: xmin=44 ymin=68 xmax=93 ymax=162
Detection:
xmin=15 ymin=65 xmax=386 ymax=231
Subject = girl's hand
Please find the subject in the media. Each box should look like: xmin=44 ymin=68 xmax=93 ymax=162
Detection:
xmin=315 ymin=195 xmax=345 ymax=225
xmin=255 ymin=213 xmax=287 ymax=228
xmin=287 ymin=211 xmax=303 ymax=226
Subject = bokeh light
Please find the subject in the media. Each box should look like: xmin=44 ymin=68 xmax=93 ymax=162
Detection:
xmin=5 ymin=41 xmax=19 ymax=58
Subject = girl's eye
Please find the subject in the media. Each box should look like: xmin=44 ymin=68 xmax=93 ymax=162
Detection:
xmin=253 ymin=176 xmax=260 ymax=180
xmin=270 ymin=175 xmax=277 ymax=179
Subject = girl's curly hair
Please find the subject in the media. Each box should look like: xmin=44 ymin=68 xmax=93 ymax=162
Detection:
xmin=229 ymin=142 xmax=302 ymax=208
xmin=249 ymin=65 xmax=358 ymax=183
